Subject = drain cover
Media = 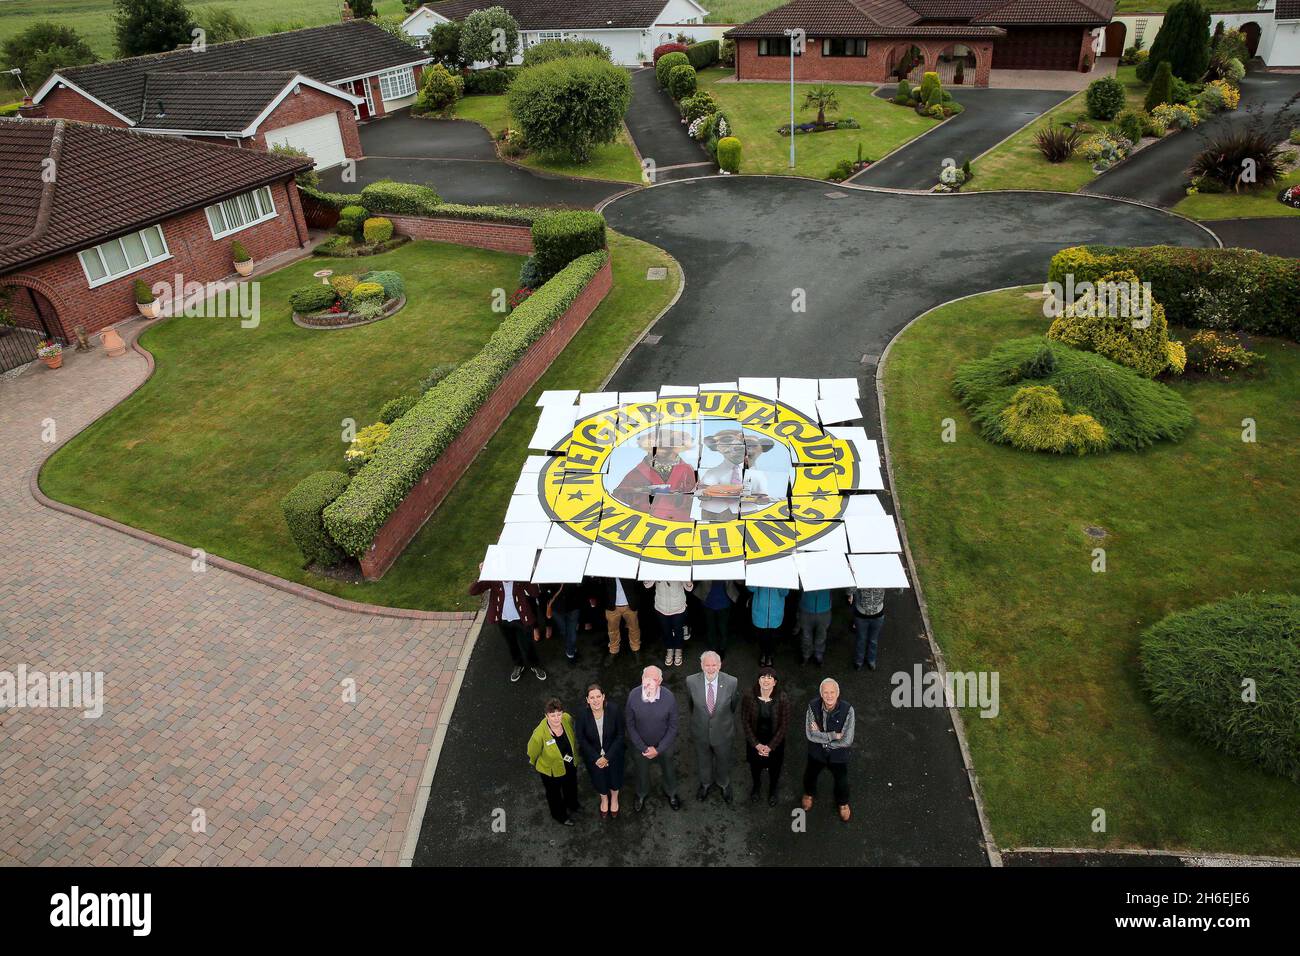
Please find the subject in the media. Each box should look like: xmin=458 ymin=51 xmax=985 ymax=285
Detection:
xmin=824 ymin=191 xmax=849 ymax=199
xmin=643 ymin=334 xmax=662 ymax=345
xmin=646 ymin=267 xmax=667 ymax=280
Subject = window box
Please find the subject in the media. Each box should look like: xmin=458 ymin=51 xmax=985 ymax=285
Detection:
xmin=78 ymin=225 xmax=170 ymax=289
xmin=205 ymin=186 xmax=277 ymax=240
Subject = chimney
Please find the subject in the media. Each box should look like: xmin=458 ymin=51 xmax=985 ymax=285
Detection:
xmin=341 ymin=1 xmax=353 ymax=21
xmin=17 ymin=96 xmax=46 ymax=120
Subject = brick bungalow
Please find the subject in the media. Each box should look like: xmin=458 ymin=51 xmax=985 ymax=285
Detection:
xmin=27 ymin=20 xmax=431 ymax=170
xmin=0 ymin=117 xmax=313 ymax=342
xmin=726 ymin=0 xmax=1117 ymax=88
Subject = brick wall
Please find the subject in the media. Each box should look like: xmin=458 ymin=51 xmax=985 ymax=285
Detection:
xmin=736 ymin=38 xmax=992 ymax=87
xmin=40 ymin=84 xmax=130 ymax=126
xmin=359 ymin=256 xmax=614 ymax=580
xmin=387 ymin=215 xmax=535 ymax=255
xmin=1 ymin=177 xmax=307 ymax=340
xmin=251 ymin=86 xmax=364 ymax=160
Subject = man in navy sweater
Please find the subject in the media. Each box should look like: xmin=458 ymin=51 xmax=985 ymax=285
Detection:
xmin=625 ymin=665 xmax=681 ymax=812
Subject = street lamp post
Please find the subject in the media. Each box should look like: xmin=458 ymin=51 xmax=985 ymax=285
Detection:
xmin=782 ymin=29 xmax=797 ymax=169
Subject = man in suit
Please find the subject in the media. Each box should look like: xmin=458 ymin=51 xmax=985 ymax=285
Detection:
xmin=468 ymin=576 xmax=546 ymax=684
xmin=686 ymin=650 xmax=739 ymax=802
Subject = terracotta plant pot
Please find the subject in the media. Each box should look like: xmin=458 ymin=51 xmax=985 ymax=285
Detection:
xmin=137 ymin=299 xmax=161 ymax=319
xmin=100 ymin=327 xmax=127 ymax=357
xmin=42 ymin=353 xmax=62 ymax=369
xmin=235 ymin=259 xmax=254 ymax=277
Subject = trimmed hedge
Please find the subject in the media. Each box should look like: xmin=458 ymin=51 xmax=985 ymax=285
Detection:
xmin=522 ymin=38 xmax=611 ymax=66
xmin=717 ymin=136 xmax=741 ymax=174
xmin=289 ymin=284 xmax=338 ymax=314
xmin=379 ymin=393 xmax=420 ymax=425
xmin=1048 ymin=245 xmax=1300 ymax=340
xmin=668 ymin=63 xmax=697 ymax=100
xmin=1047 ymin=269 xmax=1184 ymax=378
xmin=1141 ymin=593 xmax=1300 ymax=783
xmin=464 ymin=68 xmax=515 ymax=95
xmin=323 ymin=250 xmax=610 ymax=556
xmin=300 ymin=185 xmax=546 ymax=226
xmin=656 ymin=51 xmax=689 ymax=89
xmin=686 ymin=40 xmax=720 ymax=70
xmin=653 ymin=42 xmax=688 ymax=64
xmin=360 ymin=181 xmax=441 ymax=216
xmin=363 ymin=217 xmax=394 ymax=243
xmin=300 ymin=185 xmax=363 ymax=209
xmin=337 ymin=204 xmax=368 ymax=237
xmin=282 ymin=471 xmax=351 ymax=566
xmin=531 ymin=210 xmax=607 ymax=282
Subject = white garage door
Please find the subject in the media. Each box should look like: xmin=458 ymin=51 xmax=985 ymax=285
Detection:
xmin=264 ymin=113 xmax=346 ymax=170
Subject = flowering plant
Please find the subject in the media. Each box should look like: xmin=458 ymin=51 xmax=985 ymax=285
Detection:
xmin=37 ymin=340 xmax=63 ymax=359
xmin=508 ymin=287 xmax=534 ymax=309
xmin=1152 ymin=103 xmax=1199 ymax=130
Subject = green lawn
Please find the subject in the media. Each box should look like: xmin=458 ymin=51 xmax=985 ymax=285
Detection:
xmin=40 ymin=232 xmax=679 ymax=612
xmin=969 ymin=66 xmax=1148 ymax=194
xmin=1115 ymin=0 xmax=1245 ymax=11
xmin=702 ymin=0 xmax=783 ymax=22
xmin=1172 ymin=168 xmax=1300 ymax=220
xmin=883 ymin=287 xmax=1300 ymax=855
xmin=695 ymin=66 xmax=937 ymax=178
xmin=451 ymin=93 xmax=644 ymax=184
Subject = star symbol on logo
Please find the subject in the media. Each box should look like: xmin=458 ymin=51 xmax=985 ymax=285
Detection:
xmin=811 ymin=490 xmax=831 ymax=502
xmin=567 ymin=490 xmax=587 ymax=501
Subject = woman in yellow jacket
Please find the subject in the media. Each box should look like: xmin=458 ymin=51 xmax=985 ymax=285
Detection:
xmin=527 ymin=698 xmax=582 ymax=826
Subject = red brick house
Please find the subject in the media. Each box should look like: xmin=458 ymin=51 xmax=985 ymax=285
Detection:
xmin=0 ymin=118 xmax=313 ymax=343
xmin=726 ymin=0 xmax=1116 ymax=88
xmin=27 ymin=20 xmax=431 ymax=170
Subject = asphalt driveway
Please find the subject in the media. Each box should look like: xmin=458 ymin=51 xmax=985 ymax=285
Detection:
xmin=316 ymin=113 xmax=630 ymax=208
xmin=625 ymin=66 xmax=716 ymax=181
xmin=413 ymin=178 xmax=1216 ymax=868
xmin=1083 ymin=70 xmax=1300 ymax=208
xmin=853 ymin=88 xmax=1072 ymax=191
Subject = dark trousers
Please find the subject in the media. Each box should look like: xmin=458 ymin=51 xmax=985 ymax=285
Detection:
xmin=553 ymin=608 xmax=580 ymax=659
xmin=803 ymin=757 xmax=850 ymax=806
xmin=702 ymin=605 xmax=731 ymax=656
xmin=539 ymin=767 xmax=579 ymax=823
xmin=756 ymin=626 xmax=782 ymax=660
xmin=853 ymin=613 xmax=884 ymax=667
xmin=747 ymin=743 xmax=785 ymax=796
xmin=633 ymin=746 xmax=679 ymax=799
xmin=500 ymin=620 xmax=538 ymax=668
xmin=659 ymin=611 xmax=686 ymax=649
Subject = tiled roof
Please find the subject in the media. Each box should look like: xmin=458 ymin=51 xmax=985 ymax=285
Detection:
xmin=728 ymin=0 xmax=1113 ymax=36
xmin=425 ymin=0 xmax=677 ymax=30
xmin=0 ymin=118 xmax=311 ymax=275
xmin=137 ymin=72 xmax=299 ymax=131
xmin=726 ymin=0 xmax=1001 ymax=37
xmin=1276 ymin=0 xmax=1300 ymax=20
xmin=46 ymin=21 xmax=426 ymax=124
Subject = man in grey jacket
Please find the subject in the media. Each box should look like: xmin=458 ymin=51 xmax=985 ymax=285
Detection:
xmin=686 ymin=650 xmax=739 ymax=803
xmin=626 ymin=665 xmax=681 ymax=812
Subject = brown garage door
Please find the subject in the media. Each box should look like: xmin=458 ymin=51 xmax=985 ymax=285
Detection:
xmin=992 ymin=28 xmax=1082 ymax=70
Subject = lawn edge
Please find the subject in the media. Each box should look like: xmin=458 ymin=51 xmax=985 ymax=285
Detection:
xmin=444 ymin=113 xmax=645 ymax=186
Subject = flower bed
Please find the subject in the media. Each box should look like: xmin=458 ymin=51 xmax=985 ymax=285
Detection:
xmin=1279 ymin=183 xmax=1300 ymax=210
xmin=293 ymin=295 xmax=406 ymax=330
xmin=777 ymin=118 xmax=860 ymax=136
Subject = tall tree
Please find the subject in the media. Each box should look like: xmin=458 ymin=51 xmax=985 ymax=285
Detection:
xmin=1137 ymin=0 xmax=1211 ymax=83
xmin=425 ymin=22 xmax=466 ymax=71
xmin=459 ymin=6 xmax=520 ymax=69
xmin=349 ymin=0 xmax=377 ymax=19
xmin=1 ymin=22 xmax=97 ymax=89
xmin=113 ymin=0 xmax=196 ymax=57
xmin=196 ymin=6 xmax=254 ymax=44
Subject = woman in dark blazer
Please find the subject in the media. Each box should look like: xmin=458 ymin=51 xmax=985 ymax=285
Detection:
xmin=574 ymin=682 xmax=626 ymax=819
xmin=741 ymin=665 xmax=791 ymax=806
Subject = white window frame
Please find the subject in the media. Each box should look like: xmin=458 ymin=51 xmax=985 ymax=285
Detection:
xmin=377 ymin=67 xmax=416 ymax=101
xmin=78 ymin=225 xmax=171 ymax=289
xmin=204 ymin=186 xmax=277 ymax=240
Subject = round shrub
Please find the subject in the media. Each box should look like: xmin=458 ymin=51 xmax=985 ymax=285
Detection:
xmin=1085 ymin=75 xmax=1126 ymax=120
xmin=653 ymin=42 xmax=687 ymax=65
xmin=680 ymin=91 xmax=717 ymax=122
xmin=716 ymin=136 xmax=741 ymax=174
xmin=360 ymin=270 xmax=405 ymax=300
xmin=997 ymin=384 xmax=1107 ymax=455
xmin=1141 ymin=593 xmax=1300 ymax=783
xmin=1114 ymin=108 xmax=1146 ymax=144
xmin=282 ymin=471 xmax=351 ymax=567
xmin=360 ymin=181 xmax=441 ymax=216
xmin=667 ymin=63 xmax=697 ymax=100
xmin=655 ymin=50 xmax=689 ymax=89
xmin=379 ymin=393 xmax=420 ymax=424
xmin=337 ymin=204 xmax=367 ymax=237
xmin=531 ymin=210 xmax=606 ymax=281
xmin=350 ymin=281 xmax=386 ymax=306
xmin=508 ymin=57 xmax=631 ymax=163
xmin=362 ymin=216 xmax=394 ymax=244
xmin=918 ymin=71 xmax=941 ymax=106
xmin=289 ymin=283 xmax=338 ymax=314
xmin=896 ymin=79 xmax=911 ymax=101
xmin=518 ymin=255 xmax=543 ymax=289
xmin=231 ymin=239 xmax=251 ymax=263
xmin=523 ymin=38 xmax=611 ymax=66
xmin=1047 ymin=269 xmax=1183 ymax=377
xmin=464 ymin=68 xmax=514 ymax=95
xmin=330 ymin=274 xmax=358 ymax=297
xmin=414 ymin=63 xmax=464 ymax=113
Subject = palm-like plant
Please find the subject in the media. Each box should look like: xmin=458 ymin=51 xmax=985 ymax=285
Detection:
xmin=1034 ymin=125 xmax=1081 ymax=163
xmin=802 ymin=84 xmax=839 ymax=126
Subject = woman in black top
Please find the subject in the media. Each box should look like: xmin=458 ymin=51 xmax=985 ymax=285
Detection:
xmin=574 ymin=683 xmax=627 ymax=819
xmin=740 ymin=666 xmax=791 ymax=806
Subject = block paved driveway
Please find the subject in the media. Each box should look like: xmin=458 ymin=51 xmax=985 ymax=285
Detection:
xmin=0 ymin=336 xmax=473 ymax=866
xmin=316 ymin=113 xmax=629 ymax=208
xmin=413 ymin=179 xmax=1217 ymax=867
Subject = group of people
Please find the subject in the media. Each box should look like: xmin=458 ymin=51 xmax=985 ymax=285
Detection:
xmin=525 ymin=653 xmax=857 ymax=825
xmin=470 ymin=574 xmax=888 ymax=682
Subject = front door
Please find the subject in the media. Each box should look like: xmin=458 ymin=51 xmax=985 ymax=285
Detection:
xmin=352 ymin=79 xmax=374 ymax=120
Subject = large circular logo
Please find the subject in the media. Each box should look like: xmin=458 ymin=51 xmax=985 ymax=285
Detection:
xmin=540 ymin=390 xmax=857 ymax=566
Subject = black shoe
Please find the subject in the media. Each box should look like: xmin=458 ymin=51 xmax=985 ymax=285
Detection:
xmin=750 ymin=789 xmax=761 ymax=803
xmin=868 ymin=661 xmax=877 ymax=671
xmin=853 ymin=662 xmax=864 ymax=671
xmin=722 ymin=786 xmax=733 ymax=804
xmin=669 ymin=796 xmax=682 ymax=811
xmin=768 ymin=795 xmax=778 ymax=807
xmin=634 ymin=796 xmax=646 ymax=813
xmin=562 ymin=818 xmax=575 ymax=827
xmin=813 ymin=657 xmax=824 ymax=667
xmin=696 ymin=785 xmax=709 ymax=801
xmin=566 ymin=655 xmax=577 ymax=667
xmin=510 ymin=666 xmax=524 ymax=682
xmin=532 ymin=666 xmax=547 ymax=681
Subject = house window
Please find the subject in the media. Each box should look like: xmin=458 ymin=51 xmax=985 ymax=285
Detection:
xmin=205 ymin=186 xmax=277 ymax=240
xmin=78 ymin=225 xmax=170 ymax=288
xmin=822 ymin=38 xmax=867 ymax=57
xmin=378 ymin=67 xmax=416 ymax=100
xmin=758 ymin=37 xmax=798 ymax=56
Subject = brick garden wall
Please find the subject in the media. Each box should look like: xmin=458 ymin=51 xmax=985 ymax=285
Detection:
xmin=359 ymin=255 xmax=614 ymax=580
xmin=1 ymin=177 xmax=307 ymax=339
xmin=387 ymin=215 xmax=536 ymax=255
